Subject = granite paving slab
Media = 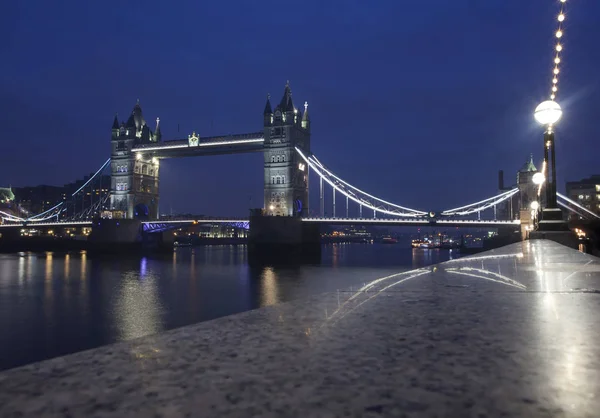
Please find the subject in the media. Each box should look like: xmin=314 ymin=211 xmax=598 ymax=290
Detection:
xmin=0 ymin=240 xmax=599 ymax=417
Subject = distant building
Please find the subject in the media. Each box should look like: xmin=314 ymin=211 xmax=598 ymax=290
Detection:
xmin=12 ymin=185 xmax=64 ymax=215
xmin=12 ymin=175 xmax=110 ymax=218
xmin=565 ymin=175 xmax=600 ymax=216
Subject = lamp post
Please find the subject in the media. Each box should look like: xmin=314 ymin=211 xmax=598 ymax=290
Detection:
xmin=533 ymin=100 xmax=566 ymax=230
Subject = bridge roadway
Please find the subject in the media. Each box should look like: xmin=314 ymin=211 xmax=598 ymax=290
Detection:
xmin=131 ymin=132 xmax=264 ymax=158
xmin=0 ymin=217 xmax=521 ymax=230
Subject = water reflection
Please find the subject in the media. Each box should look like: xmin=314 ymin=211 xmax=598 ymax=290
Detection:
xmin=260 ymin=267 xmax=279 ymax=307
xmin=0 ymin=244 xmax=455 ymax=370
xmin=114 ymin=269 xmax=164 ymax=341
xmin=64 ymin=253 xmax=70 ymax=279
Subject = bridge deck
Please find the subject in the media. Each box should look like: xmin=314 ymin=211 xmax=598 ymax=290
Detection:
xmin=0 ymin=217 xmax=520 ymax=229
xmin=301 ymin=217 xmax=520 ymax=227
xmin=0 ymin=240 xmax=598 ymax=416
xmin=132 ymin=132 xmax=265 ymax=158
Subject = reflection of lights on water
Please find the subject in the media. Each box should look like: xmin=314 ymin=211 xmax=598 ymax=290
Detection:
xmin=190 ymin=251 xmax=195 ymax=278
xmin=80 ymin=251 xmax=87 ymax=278
xmin=114 ymin=271 xmax=164 ymax=341
xmin=260 ymin=267 xmax=279 ymax=307
xmin=64 ymin=253 xmax=70 ymax=279
xmin=18 ymin=256 xmax=26 ymax=283
xmin=45 ymin=253 xmax=53 ymax=282
xmin=172 ymin=251 xmax=177 ymax=276
xmin=140 ymin=257 xmax=148 ymax=278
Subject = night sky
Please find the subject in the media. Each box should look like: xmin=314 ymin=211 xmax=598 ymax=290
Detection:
xmin=1 ymin=0 xmax=599 ymax=217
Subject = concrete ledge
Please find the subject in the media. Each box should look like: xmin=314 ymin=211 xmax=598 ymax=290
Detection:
xmin=1 ymin=240 xmax=600 ymax=417
xmin=529 ymin=230 xmax=579 ymax=249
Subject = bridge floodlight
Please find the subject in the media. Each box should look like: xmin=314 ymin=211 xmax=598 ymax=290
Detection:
xmin=534 ymin=100 xmax=562 ymax=126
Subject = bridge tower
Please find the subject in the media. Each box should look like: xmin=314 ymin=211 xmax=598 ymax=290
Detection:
xmin=516 ymin=154 xmax=539 ymax=237
xmin=516 ymin=154 xmax=539 ymax=210
xmin=109 ymin=101 xmax=161 ymax=219
xmin=262 ymin=82 xmax=311 ymax=217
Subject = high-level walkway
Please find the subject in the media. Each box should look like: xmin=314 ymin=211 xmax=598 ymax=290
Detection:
xmin=1 ymin=240 xmax=599 ymax=417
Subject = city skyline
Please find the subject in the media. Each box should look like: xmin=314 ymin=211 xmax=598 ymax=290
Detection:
xmin=2 ymin=0 xmax=600 ymax=216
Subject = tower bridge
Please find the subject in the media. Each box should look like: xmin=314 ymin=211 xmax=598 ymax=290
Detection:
xmin=2 ymin=81 xmax=598 ymax=254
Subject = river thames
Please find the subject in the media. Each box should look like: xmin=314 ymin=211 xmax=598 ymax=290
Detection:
xmin=0 ymin=243 xmax=458 ymax=371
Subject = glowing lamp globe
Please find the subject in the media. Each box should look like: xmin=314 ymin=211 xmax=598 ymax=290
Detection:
xmin=532 ymin=172 xmax=545 ymax=185
xmin=534 ymin=100 xmax=562 ymax=125
xmin=530 ymin=201 xmax=540 ymax=211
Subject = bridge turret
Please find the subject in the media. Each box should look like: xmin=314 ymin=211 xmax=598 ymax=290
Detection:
xmin=301 ymin=101 xmax=310 ymax=131
xmin=111 ymin=114 xmax=119 ymax=139
xmin=263 ymin=94 xmax=273 ymax=127
xmin=153 ymin=117 xmax=162 ymax=142
xmin=277 ymin=81 xmax=296 ymax=126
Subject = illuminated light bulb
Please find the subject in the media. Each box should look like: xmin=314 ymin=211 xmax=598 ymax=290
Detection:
xmin=553 ymin=68 xmax=560 ymax=75
xmin=532 ymin=172 xmax=546 ymax=185
xmin=556 ymin=30 xmax=563 ymax=38
xmin=555 ymin=57 xmax=561 ymax=64
xmin=556 ymin=44 xmax=563 ymax=52
xmin=550 ymin=94 xmax=556 ymax=100
xmin=534 ymin=100 xmax=562 ymax=125
xmin=553 ymin=78 xmax=558 ymax=84
xmin=560 ymin=0 xmax=566 ymax=3
xmin=552 ymin=86 xmax=558 ymax=92
xmin=558 ymin=14 xmax=565 ymax=22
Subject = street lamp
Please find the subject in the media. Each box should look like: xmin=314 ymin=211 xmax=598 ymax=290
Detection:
xmin=534 ymin=100 xmax=565 ymax=230
xmin=532 ymin=172 xmax=545 ymax=186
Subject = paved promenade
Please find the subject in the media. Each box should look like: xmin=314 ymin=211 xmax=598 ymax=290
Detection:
xmin=1 ymin=240 xmax=599 ymax=417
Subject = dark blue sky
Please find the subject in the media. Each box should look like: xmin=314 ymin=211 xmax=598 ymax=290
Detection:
xmin=1 ymin=0 xmax=598 ymax=216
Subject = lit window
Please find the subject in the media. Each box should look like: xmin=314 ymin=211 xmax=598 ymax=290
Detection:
xmin=578 ymin=195 xmax=584 ymax=200
xmin=596 ymin=185 xmax=600 ymax=192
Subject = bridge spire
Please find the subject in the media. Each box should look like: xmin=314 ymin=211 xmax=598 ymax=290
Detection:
xmin=111 ymin=113 xmax=119 ymax=130
xmin=263 ymin=93 xmax=272 ymax=115
xmin=279 ymin=81 xmax=294 ymax=112
xmin=302 ymin=101 xmax=310 ymax=130
xmin=154 ymin=117 xmax=162 ymax=142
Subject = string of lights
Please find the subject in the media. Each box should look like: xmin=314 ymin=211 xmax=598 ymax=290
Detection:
xmin=550 ymin=0 xmax=567 ymax=101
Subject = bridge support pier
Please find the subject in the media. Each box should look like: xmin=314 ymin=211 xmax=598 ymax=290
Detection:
xmin=248 ymin=211 xmax=320 ymax=265
xmin=88 ymin=219 xmax=175 ymax=253
xmin=88 ymin=219 xmax=143 ymax=253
